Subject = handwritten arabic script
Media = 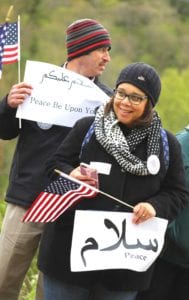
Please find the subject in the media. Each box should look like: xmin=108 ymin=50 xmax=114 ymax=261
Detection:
xmin=16 ymin=60 xmax=109 ymax=127
xmin=40 ymin=69 xmax=93 ymax=90
xmin=71 ymin=210 xmax=168 ymax=272
xmin=81 ymin=218 xmax=158 ymax=267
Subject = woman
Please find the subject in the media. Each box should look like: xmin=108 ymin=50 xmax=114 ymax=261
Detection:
xmin=38 ymin=62 xmax=188 ymax=300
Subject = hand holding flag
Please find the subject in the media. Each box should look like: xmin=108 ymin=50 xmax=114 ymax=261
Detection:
xmin=22 ymin=170 xmax=134 ymax=223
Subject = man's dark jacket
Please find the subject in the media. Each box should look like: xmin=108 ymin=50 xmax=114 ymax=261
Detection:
xmin=0 ymin=78 xmax=112 ymax=207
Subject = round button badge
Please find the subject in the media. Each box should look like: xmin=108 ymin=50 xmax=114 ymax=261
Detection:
xmin=37 ymin=122 xmax=53 ymax=130
xmin=147 ymin=155 xmax=160 ymax=175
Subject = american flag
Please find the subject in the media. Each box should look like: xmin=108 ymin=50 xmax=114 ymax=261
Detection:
xmin=0 ymin=21 xmax=19 ymax=78
xmin=0 ymin=23 xmax=7 ymax=78
xmin=22 ymin=175 xmax=97 ymax=223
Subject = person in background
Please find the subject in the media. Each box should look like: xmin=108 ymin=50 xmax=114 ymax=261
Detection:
xmin=136 ymin=126 xmax=189 ymax=300
xmin=38 ymin=62 xmax=188 ymax=300
xmin=0 ymin=18 xmax=112 ymax=300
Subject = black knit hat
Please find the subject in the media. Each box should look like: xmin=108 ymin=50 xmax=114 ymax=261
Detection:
xmin=66 ymin=18 xmax=111 ymax=61
xmin=116 ymin=62 xmax=161 ymax=106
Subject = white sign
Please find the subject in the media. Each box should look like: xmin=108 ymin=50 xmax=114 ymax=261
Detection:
xmin=71 ymin=210 xmax=168 ymax=272
xmin=16 ymin=60 xmax=109 ymax=127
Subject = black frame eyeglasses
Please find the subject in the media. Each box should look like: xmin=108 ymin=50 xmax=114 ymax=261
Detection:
xmin=114 ymin=89 xmax=148 ymax=105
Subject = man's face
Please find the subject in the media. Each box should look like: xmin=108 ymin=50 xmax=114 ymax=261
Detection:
xmin=78 ymin=47 xmax=111 ymax=77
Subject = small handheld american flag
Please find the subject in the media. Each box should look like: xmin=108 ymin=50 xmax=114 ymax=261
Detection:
xmin=0 ymin=20 xmax=20 ymax=78
xmin=22 ymin=175 xmax=97 ymax=223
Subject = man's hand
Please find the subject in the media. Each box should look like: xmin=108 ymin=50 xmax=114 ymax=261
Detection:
xmin=7 ymin=82 xmax=33 ymax=108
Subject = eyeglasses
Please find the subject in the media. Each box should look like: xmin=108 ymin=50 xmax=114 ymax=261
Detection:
xmin=114 ymin=89 xmax=148 ymax=105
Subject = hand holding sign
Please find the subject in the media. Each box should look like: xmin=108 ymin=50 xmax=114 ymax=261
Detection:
xmin=16 ymin=60 xmax=109 ymax=127
xmin=71 ymin=210 xmax=168 ymax=272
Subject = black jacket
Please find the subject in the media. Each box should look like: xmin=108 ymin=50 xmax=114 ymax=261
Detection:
xmin=0 ymin=78 xmax=112 ymax=208
xmin=38 ymin=116 xmax=188 ymax=291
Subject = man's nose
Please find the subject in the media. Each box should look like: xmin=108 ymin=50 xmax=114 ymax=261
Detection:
xmin=104 ymin=50 xmax=111 ymax=62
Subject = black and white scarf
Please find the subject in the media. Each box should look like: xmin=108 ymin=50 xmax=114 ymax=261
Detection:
xmin=94 ymin=105 xmax=162 ymax=176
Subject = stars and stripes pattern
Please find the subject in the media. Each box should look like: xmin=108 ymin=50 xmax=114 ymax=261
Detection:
xmin=0 ymin=21 xmax=19 ymax=78
xmin=22 ymin=175 xmax=97 ymax=223
xmin=0 ymin=22 xmax=7 ymax=78
xmin=1 ymin=22 xmax=19 ymax=64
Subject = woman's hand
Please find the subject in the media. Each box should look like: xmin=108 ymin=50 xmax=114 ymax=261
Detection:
xmin=69 ymin=166 xmax=97 ymax=187
xmin=132 ymin=202 xmax=156 ymax=224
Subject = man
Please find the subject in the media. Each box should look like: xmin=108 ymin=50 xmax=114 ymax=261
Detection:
xmin=0 ymin=18 xmax=112 ymax=300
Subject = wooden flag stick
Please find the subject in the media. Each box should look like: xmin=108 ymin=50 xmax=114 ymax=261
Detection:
xmin=5 ymin=5 xmax=14 ymax=22
xmin=54 ymin=169 xmax=134 ymax=210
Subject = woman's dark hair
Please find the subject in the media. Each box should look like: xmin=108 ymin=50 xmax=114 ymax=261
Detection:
xmin=104 ymin=95 xmax=153 ymax=128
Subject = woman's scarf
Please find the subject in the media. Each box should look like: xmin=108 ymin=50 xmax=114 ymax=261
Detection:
xmin=94 ymin=105 xmax=162 ymax=176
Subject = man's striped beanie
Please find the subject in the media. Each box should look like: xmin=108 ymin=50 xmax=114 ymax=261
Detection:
xmin=66 ymin=19 xmax=111 ymax=61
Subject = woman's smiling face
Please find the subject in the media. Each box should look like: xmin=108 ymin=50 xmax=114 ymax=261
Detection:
xmin=113 ymin=83 xmax=148 ymax=127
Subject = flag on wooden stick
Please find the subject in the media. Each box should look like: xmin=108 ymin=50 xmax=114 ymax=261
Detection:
xmin=22 ymin=169 xmax=134 ymax=223
xmin=22 ymin=174 xmax=97 ymax=223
